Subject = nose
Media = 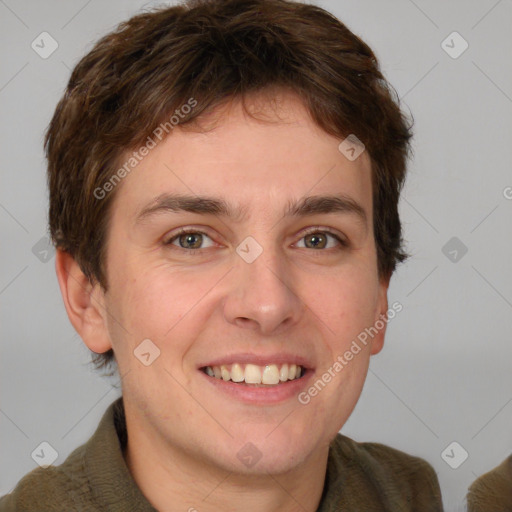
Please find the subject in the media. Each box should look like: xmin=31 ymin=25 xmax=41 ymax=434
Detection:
xmin=222 ymin=242 xmax=304 ymax=335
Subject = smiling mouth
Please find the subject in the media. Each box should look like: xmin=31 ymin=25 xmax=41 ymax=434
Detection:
xmin=201 ymin=363 xmax=306 ymax=386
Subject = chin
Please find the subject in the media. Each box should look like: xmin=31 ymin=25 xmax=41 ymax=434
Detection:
xmin=211 ymin=429 xmax=322 ymax=476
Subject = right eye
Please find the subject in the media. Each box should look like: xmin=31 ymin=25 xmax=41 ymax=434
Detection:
xmin=164 ymin=229 xmax=216 ymax=252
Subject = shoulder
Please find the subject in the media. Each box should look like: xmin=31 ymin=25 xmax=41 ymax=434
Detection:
xmin=467 ymin=454 xmax=512 ymax=512
xmin=0 ymin=443 xmax=91 ymax=512
xmin=327 ymin=433 xmax=443 ymax=511
xmin=333 ymin=433 xmax=436 ymax=475
xmin=0 ymin=398 xmax=125 ymax=512
xmin=0 ymin=397 xmax=145 ymax=512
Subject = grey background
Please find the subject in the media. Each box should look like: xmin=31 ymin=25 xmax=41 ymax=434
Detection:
xmin=1 ymin=0 xmax=511 ymax=510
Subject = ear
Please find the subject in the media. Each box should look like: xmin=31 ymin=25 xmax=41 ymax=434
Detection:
xmin=369 ymin=273 xmax=391 ymax=356
xmin=55 ymin=249 xmax=112 ymax=354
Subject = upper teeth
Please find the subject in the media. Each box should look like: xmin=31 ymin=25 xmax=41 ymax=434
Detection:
xmin=204 ymin=363 xmax=303 ymax=385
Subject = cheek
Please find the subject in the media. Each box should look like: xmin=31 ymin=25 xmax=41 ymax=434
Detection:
xmin=306 ymin=266 xmax=380 ymax=343
xmin=106 ymin=261 xmax=223 ymax=353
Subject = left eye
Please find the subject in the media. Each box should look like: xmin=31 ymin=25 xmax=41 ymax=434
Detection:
xmin=295 ymin=231 xmax=344 ymax=250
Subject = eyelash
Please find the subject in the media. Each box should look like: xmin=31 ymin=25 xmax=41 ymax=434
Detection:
xmin=163 ymin=227 xmax=348 ymax=254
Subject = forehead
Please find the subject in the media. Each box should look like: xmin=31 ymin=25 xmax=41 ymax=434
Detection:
xmin=111 ymin=91 xmax=373 ymax=223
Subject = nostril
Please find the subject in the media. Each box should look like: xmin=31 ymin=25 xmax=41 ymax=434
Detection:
xmin=235 ymin=317 xmax=259 ymax=329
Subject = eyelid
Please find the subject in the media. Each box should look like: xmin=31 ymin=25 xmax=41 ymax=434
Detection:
xmin=165 ymin=226 xmax=212 ymax=238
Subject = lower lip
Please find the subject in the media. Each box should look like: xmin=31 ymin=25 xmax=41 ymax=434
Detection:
xmin=199 ymin=369 xmax=314 ymax=405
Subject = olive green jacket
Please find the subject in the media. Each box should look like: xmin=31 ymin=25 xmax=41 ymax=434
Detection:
xmin=467 ymin=454 xmax=512 ymax=512
xmin=0 ymin=397 xmax=443 ymax=511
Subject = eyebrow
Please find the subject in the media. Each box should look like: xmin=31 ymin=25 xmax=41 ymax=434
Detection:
xmin=135 ymin=193 xmax=367 ymax=226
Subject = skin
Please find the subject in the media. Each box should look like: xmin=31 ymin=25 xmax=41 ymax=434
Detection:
xmin=56 ymin=91 xmax=390 ymax=512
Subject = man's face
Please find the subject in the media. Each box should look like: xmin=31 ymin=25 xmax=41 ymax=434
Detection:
xmin=97 ymin=92 xmax=388 ymax=475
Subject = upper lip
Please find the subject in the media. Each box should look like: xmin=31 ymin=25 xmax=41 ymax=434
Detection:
xmin=198 ymin=352 xmax=315 ymax=370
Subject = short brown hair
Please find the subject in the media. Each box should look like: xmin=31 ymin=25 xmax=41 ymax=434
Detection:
xmin=46 ymin=0 xmax=412 ymax=371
